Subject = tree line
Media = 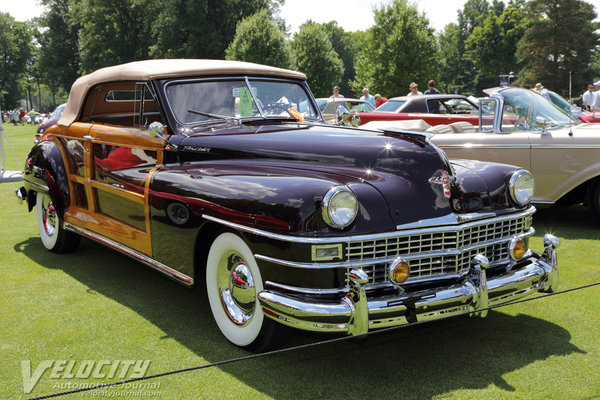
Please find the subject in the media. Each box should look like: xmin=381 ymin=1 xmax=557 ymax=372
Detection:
xmin=1 ymin=0 xmax=598 ymax=112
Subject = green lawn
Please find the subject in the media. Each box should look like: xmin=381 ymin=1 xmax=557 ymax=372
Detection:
xmin=1 ymin=123 xmax=599 ymax=400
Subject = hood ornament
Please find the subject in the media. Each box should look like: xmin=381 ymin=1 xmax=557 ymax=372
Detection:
xmin=429 ymin=171 xmax=453 ymax=198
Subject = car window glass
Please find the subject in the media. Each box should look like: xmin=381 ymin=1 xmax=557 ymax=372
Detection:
xmin=500 ymin=88 xmax=573 ymax=132
xmin=442 ymin=99 xmax=477 ymax=114
xmin=427 ymin=99 xmax=446 ymax=114
xmin=375 ymin=100 xmax=404 ymax=112
xmin=81 ymin=82 xmax=163 ymax=127
xmin=165 ymin=78 xmax=319 ymax=125
xmin=248 ymin=80 xmax=319 ymax=120
xmin=316 ymin=99 xmax=327 ymax=112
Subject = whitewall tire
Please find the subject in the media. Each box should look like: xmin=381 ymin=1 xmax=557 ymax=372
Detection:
xmin=206 ymin=232 xmax=288 ymax=351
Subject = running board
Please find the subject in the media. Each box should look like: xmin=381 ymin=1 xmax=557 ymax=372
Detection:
xmin=64 ymin=222 xmax=194 ymax=286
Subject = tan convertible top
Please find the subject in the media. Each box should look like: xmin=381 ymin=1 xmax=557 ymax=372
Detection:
xmin=58 ymin=59 xmax=307 ymax=126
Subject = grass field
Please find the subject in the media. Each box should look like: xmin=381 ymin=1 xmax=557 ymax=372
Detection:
xmin=1 ymin=123 xmax=599 ymax=400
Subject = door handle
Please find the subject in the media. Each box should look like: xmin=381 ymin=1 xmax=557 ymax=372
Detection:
xmin=83 ymin=135 xmax=93 ymax=140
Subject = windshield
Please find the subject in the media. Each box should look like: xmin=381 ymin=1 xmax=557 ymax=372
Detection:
xmin=375 ymin=100 xmax=405 ymax=112
xmin=165 ymin=78 xmax=320 ymax=125
xmin=51 ymin=104 xmax=66 ymax=119
xmin=547 ymin=91 xmax=572 ymax=115
xmin=499 ymin=88 xmax=574 ymax=132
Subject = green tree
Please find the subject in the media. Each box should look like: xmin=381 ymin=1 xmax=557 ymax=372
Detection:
xmin=466 ymin=1 xmax=527 ymax=81
xmin=516 ymin=0 xmax=599 ymax=96
xmin=75 ymin=0 xmax=158 ymax=73
xmin=226 ymin=9 xmax=292 ymax=68
xmin=0 ymin=13 xmax=32 ymax=109
xmin=352 ymin=0 xmax=439 ymax=97
xmin=291 ymin=23 xmax=344 ymax=98
xmin=300 ymin=21 xmax=358 ymax=98
xmin=438 ymin=23 xmax=462 ymax=94
xmin=36 ymin=0 xmax=81 ymax=95
xmin=438 ymin=0 xmax=494 ymax=94
xmin=151 ymin=0 xmax=281 ymax=59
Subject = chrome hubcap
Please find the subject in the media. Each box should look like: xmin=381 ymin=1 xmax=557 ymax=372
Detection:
xmin=217 ymin=251 xmax=256 ymax=326
xmin=42 ymin=196 xmax=57 ymax=237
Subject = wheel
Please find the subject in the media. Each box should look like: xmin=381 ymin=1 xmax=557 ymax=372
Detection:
xmin=206 ymin=232 xmax=288 ymax=351
xmin=36 ymin=191 xmax=80 ymax=253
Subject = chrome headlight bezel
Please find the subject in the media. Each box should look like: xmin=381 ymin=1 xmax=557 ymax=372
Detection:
xmin=509 ymin=169 xmax=534 ymax=206
xmin=321 ymin=186 xmax=358 ymax=229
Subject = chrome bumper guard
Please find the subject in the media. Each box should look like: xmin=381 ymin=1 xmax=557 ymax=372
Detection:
xmin=258 ymin=234 xmax=559 ymax=335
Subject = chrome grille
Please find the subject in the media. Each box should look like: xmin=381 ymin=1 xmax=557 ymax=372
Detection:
xmin=346 ymin=212 xmax=532 ymax=286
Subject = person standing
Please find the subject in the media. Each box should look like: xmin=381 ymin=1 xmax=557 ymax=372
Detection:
xmin=360 ymin=88 xmax=376 ymax=107
xmin=374 ymin=94 xmax=388 ymax=108
xmin=582 ymin=84 xmax=594 ymax=111
xmin=424 ymin=80 xmax=440 ymax=95
xmin=330 ymin=86 xmax=344 ymax=98
xmin=591 ymin=81 xmax=600 ymax=112
xmin=407 ymin=82 xmax=422 ymax=96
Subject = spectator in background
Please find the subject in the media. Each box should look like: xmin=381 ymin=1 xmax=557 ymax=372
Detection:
xmin=407 ymin=82 xmax=422 ymax=96
xmin=330 ymin=86 xmax=344 ymax=98
xmin=374 ymin=94 xmax=387 ymax=108
xmin=360 ymin=88 xmax=376 ymax=107
xmin=424 ymin=80 xmax=440 ymax=95
xmin=582 ymin=84 xmax=594 ymax=111
xmin=592 ymin=81 xmax=600 ymax=112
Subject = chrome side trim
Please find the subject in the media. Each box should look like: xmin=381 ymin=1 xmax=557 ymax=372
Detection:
xmin=441 ymin=144 xmax=600 ymax=150
xmin=203 ymin=206 xmax=535 ymax=244
xmin=255 ymin=227 xmax=535 ymax=269
xmin=23 ymin=178 xmax=49 ymax=192
xmin=440 ymin=145 xmax=530 ymax=149
xmin=64 ymin=223 xmax=194 ymax=286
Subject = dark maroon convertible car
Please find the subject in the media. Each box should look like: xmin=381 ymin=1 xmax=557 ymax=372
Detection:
xmin=16 ymin=60 xmax=559 ymax=351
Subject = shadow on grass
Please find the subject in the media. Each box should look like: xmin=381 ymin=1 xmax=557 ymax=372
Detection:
xmin=533 ymin=205 xmax=600 ymax=240
xmin=14 ymin=233 xmax=585 ymax=399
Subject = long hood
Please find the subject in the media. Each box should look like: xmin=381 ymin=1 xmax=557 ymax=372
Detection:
xmin=176 ymin=124 xmax=456 ymax=227
xmin=166 ymin=123 xmax=517 ymax=233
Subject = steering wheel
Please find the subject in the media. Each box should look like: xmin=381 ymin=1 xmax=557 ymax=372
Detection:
xmin=515 ymin=116 xmax=530 ymax=130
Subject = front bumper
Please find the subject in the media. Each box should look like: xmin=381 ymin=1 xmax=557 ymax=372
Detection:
xmin=258 ymin=234 xmax=559 ymax=335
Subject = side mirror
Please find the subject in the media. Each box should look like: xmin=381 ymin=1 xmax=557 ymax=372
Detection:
xmin=148 ymin=121 xmax=167 ymax=139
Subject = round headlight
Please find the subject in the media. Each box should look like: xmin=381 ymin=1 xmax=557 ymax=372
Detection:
xmin=509 ymin=170 xmax=534 ymax=206
xmin=322 ymin=186 xmax=358 ymax=229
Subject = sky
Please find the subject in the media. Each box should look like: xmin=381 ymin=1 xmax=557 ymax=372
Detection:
xmin=3 ymin=0 xmax=600 ymax=33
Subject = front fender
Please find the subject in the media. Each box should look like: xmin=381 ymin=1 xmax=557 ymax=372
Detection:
xmin=148 ymin=162 xmax=395 ymax=236
xmin=22 ymin=139 xmax=70 ymax=215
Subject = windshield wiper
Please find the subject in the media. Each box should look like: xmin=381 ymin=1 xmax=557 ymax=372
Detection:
xmin=187 ymin=109 xmax=234 ymax=120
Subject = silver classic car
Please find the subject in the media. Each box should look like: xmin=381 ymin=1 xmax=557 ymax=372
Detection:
xmin=16 ymin=60 xmax=559 ymax=351
xmin=365 ymin=87 xmax=600 ymax=224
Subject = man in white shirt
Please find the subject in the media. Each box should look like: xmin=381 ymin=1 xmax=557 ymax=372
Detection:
xmin=592 ymin=81 xmax=600 ymax=112
xmin=407 ymin=82 xmax=423 ymax=96
xmin=582 ymin=84 xmax=594 ymax=111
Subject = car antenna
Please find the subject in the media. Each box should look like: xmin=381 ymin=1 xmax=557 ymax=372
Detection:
xmin=568 ymin=71 xmax=573 ymax=136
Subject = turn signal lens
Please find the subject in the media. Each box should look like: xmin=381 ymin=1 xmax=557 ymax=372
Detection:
xmin=389 ymin=259 xmax=410 ymax=283
xmin=509 ymin=237 xmax=526 ymax=260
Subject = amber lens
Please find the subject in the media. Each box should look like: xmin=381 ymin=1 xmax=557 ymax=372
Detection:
xmin=392 ymin=261 xmax=410 ymax=283
xmin=511 ymin=239 xmax=526 ymax=260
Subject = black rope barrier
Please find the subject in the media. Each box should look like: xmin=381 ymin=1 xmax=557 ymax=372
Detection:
xmin=26 ymin=281 xmax=600 ymax=400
